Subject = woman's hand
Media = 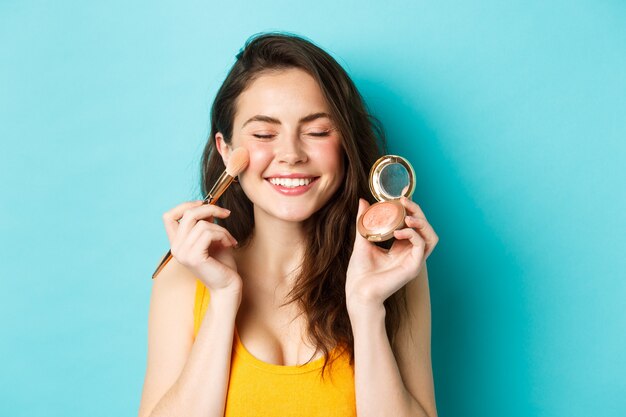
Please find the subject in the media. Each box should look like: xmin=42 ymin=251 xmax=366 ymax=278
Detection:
xmin=345 ymin=197 xmax=439 ymax=314
xmin=162 ymin=200 xmax=242 ymax=294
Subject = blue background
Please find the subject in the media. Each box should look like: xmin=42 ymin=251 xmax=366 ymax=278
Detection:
xmin=1 ymin=1 xmax=625 ymax=416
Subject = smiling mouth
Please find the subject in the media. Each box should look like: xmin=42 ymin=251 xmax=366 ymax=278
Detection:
xmin=267 ymin=177 xmax=319 ymax=188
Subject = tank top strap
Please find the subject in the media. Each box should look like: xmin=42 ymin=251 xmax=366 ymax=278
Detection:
xmin=192 ymin=279 xmax=210 ymax=340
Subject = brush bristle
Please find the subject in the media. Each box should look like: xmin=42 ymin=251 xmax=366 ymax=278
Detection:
xmin=225 ymin=147 xmax=250 ymax=177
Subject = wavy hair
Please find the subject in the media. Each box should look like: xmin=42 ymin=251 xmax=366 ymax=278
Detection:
xmin=200 ymin=32 xmax=408 ymax=378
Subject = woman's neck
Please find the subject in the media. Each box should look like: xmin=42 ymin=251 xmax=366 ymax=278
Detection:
xmin=236 ymin=207 xmax=307 ymax=289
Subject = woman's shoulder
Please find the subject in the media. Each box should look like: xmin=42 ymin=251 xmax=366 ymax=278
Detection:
xmin=146 ymin=255 xmax=199 ymax=359
xmin=139 ymin=257 xmax=198 ymax=417
xmin=149 ymin=256 xmax=198 ymax=322
xmin=152 ymin=254 xmax=198 ymax=285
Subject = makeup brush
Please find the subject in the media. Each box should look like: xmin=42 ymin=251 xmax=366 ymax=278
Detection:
xmin=152 ymin=147 xmax=250 ymax=279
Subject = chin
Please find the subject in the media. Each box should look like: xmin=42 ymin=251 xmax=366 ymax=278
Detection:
xmin=273 ymin=209 xmax=315 ymax=223
xmin=262 ymin=201 xmax=325 ymax=223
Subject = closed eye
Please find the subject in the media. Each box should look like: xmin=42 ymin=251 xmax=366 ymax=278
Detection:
xmin=253 ymin=134 xmax=275 ymax=139
xmin=254 ymin=131 xmax=331 ymax=139
xmin=307 ymin=131 xmax=331 ymax=137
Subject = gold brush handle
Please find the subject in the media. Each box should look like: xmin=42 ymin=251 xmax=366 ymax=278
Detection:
xmin=152 ymin=250 xmax=173 ymax=279
xmin=151 ymin=172 xmax=236 ymax=279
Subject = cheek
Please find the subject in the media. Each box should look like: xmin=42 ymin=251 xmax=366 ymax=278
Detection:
xmin=238 ymin=142 xmax=273 ymax=181
xmin=309 ymin=139 xmax=344 ymax=174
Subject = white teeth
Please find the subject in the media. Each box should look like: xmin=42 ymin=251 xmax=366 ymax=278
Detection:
xmin=268 ymin=177 xmax=313 ymax=187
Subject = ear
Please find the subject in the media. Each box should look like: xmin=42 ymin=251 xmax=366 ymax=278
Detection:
xmin=215 ymin=132 xmax=231 ymax=167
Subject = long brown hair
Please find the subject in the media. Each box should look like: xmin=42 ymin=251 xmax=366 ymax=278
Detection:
xmin=200 ymin=32 xmax=408 ymax=378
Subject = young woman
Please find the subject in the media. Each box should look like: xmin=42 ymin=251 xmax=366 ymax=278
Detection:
xmin=138 ymin=32 xmax=439 ymax=417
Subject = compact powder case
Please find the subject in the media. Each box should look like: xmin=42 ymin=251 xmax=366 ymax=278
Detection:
xmin=357 ymin=154 xmax=416 ymax=242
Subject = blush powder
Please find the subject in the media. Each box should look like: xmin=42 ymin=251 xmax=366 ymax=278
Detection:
xmin=362 ymin=201 xmax=402 ymax=232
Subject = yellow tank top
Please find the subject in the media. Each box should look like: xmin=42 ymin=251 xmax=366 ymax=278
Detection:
xmin=192 ymin=280 xmax=357 ymax=417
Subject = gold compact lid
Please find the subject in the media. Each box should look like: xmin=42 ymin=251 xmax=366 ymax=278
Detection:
xmin=369 ymin=154 xmax=416 ymax=202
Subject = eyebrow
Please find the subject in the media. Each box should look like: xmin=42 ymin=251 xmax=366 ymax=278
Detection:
xmin=241 ymin=112 xmax=332 ymax=128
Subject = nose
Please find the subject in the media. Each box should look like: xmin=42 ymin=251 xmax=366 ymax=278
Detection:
xmin=276 ymin=134 xmax=308 ymax=165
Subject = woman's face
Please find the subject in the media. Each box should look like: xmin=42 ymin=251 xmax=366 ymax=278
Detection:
xmin=217 ymin=67 xmax=344 ymax=223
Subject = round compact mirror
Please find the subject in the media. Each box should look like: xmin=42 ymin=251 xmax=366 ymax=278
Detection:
xmin=358 ymin=155 xmax=416 ymax=242
xmin=370 ymin=155 xmax=415 ymax=201
xmin=380 ymin=163 xmax=409 ymax=197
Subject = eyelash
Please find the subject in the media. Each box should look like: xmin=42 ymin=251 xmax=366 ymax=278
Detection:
xmin=253 ymin=131 xmax=331 ymax=139
xmin=308 ymin=131 xmax=331 ymax=137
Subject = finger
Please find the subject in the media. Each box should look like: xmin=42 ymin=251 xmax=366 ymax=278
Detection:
xmin=181 ymin=220 xmax=238 ymax=253
xmin=389 ymin=227 xmax=426 ymax=252
xmin=176 ymin=204 xmax=232 ymax=245
xmin=401 ymin=197 xmax=439 ymax=256
xmin=400 ymin=196 xmax=427 ymax=219
xmin=204 ymin=221 xmax=237 ymax=246
xmin=176 ymin=226 xmax=236 ymax=263
xmin=189 ymin=229 xmax=237 ymax=264
xmin=353 ymin=198 xmax=372 ymax=250
xmin=391 ymin=228 xmax=426 ymax=269
xmin=405 ymin=215 xmax=439 ymax=257
xmin=355 ymin=198 xmax=370 ymax=223
xmin=163 ymin=200 xmax=204 ymax=243
xmin=189 ymin=230 xmax=236 ymax=277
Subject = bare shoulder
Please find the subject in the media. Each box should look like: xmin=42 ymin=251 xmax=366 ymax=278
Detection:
xmin=150 ymin=255 xmax=198 ymax=309
xmin=137 ymin=256 xmax=198 ymax=417
xmin=393 ymin=262 xmax=438 ymax=416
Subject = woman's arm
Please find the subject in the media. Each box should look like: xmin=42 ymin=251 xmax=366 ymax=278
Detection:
xmin=139 ymin=200 xmax=242 ymax=416
xmin=137 ymin=258 xmax=241 ymax=417
xmin=346 ymin=197 xmax=439 ymax=417
xmin=348 ymin=263 xmax=437 ymax=417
